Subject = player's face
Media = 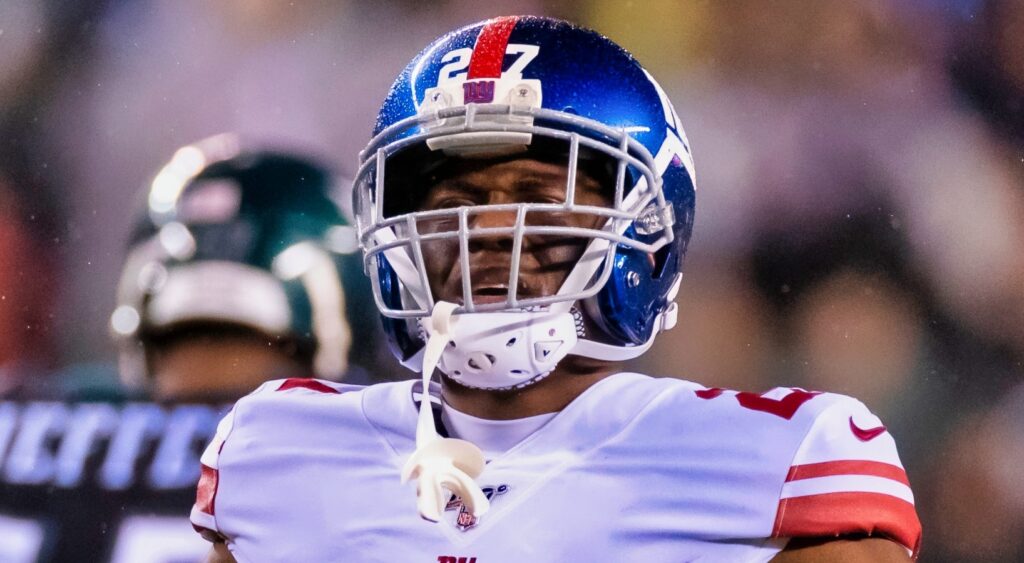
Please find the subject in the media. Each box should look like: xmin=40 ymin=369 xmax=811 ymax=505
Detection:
xmin=416 ymin=158 xmax=612 ymax=306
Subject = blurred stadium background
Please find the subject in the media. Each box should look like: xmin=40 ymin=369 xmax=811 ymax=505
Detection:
xmin=0 ymin=0 xmax=1021 ymax=561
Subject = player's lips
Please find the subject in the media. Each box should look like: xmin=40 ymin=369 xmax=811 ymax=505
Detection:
xmin=445 ymin=270 xmax=541 ymax=305
xmin=471 ymin=286 xmax=515 ymax=305
xmin=466 ymin=283 xmax=538 ymax=305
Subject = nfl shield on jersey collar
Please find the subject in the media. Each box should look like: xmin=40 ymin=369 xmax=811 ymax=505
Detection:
xmin=191 ymin=373 xmax=920 ymax=561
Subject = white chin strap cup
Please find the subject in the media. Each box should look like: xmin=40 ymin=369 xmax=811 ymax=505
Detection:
xmin=400 ymin=436 xmax=487 ymax=522
xmin=401 ymin=302 xmax=490 ymax=522
xmin=421 ymin=306 xmax=579 ymax=391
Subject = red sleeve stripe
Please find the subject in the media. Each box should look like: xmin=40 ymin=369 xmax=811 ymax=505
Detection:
xmin=786 ymin=460 xmax=910 ymax=487
xmin=276 ymin=378 xmax=341 ymax=394
xmin=194 ymin=463 xmax=219 ymax=516
xmin=772 ymin=491 xmax=922 ymax=557
xmin=467 ymin=16 xmax=518 ymax=79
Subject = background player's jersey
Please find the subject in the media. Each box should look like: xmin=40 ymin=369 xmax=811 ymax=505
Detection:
xmin=0 ymin=399 xmax=223 ymax=563
xmin=192 ymin=373 xmax=921 ymax=562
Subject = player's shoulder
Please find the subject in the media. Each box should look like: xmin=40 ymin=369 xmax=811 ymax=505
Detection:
xmin=239 ymin=377 xmax=366 ymax=402
xmin=228 ymin=377 xmax=415 ymax=437
xmin=763 ymin=390 xmax=920 ymax=555
xmin=703 ymin=385 xmax=905 ymax=468
xmin=229 ymin=376 xmax=360 ymax=415
xmin=626 ymin=374 xmax=907 ymax=471
xmin=651 ymin=377 xmax=920 ymax=555
xmin=191 ymin=378 xmax=402 ymax=540
xmin=643 ymin=375 xmax=920 ymax=554
xmin=596 ymin=373 xmax=824 ymax=458
xmin=649 ymin=375 xmax=880 ymax=441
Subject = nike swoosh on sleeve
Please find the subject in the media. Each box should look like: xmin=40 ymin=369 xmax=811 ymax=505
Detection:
xmin=848 ymin=416 xmax=887 ymax=441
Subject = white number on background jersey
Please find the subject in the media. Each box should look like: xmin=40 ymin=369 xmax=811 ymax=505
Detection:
xmin=0 ymin=512 xmax=208 ymax=563
xmin=109 ymin=515 xmax=211 ymax=563
xmin=0 ymin=514 xmax=45 ymax=563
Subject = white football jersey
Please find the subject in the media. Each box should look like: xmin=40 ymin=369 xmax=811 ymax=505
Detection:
xmin=191 ymin=373 xmax=921 ymax=562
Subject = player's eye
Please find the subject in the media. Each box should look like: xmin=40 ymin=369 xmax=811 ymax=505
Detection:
xmin=520 ymin=186 xmax=565 ymax=205
xmin=433 ymin=197 xmax=475 ymax=210
xmin=535 ymin=195 xmax=565 ymax=205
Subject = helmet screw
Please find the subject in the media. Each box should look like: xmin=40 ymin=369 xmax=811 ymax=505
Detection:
xmin=626 ymin=271 xmax=641 ymax=288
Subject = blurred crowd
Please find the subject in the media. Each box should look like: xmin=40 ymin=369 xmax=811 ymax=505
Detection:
xmin=0 ymin=0 xmax=1021 ymax=561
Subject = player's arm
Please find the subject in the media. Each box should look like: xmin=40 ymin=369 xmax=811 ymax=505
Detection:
xmin=191 ymin=404 xmax=241 ymax=560
xmin=770 ymin=395 xmax=922 ymax=559
xmin=771 ymin=537 xmax=912 ymax=562
xmin=205 ymin=542 xmax=237 ymax=563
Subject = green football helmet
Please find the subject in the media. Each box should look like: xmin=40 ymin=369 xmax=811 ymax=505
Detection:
xmin=111 ymin=134 xmax=372 ymax=388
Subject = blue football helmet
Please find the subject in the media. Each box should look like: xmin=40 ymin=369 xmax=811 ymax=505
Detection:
xmin=113 ymin=134 xmax=370 ymax=389
xmin=353 ymin=16 xmax=695 ymax=388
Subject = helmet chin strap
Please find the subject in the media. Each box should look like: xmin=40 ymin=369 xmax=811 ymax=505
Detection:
xmin=571 ymin=272 xmax=682 ymax=362
xmin=401 ymin=301 xmax=490 ymax=523
xmin=398 ymin=275 xmax=679 ymax=523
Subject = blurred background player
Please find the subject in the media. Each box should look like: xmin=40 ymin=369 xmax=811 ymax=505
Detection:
xmin=0 ymin=135 xmax=385 ymax=563
xmin=111 ymin=133 xmax=383 ymax=402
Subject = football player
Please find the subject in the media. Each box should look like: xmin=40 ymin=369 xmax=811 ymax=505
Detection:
xmin=112 ymin=133 xmax=378 ymax=401
xmin=0 ymin=135 xmax=378 ymax=563
xmin=194 ymin=17 xmax=921 ymax=562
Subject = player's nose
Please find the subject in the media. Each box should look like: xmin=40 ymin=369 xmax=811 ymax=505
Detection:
xmin=467 ymin=207 xmax=519 ymax=254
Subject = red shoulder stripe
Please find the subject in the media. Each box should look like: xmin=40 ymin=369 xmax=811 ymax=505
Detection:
xmin=773 ymin=492 xmax=922 ymax=557
xmin=194 ymin=463 xmax=219 ymax=516
xmin=695 ymin=387 xmax=724 ymax=399
xmin=276 ymin=378 xmax=341 ymax=394
xmin=467 ymin=16 xmax=518 ymax=79
xmin=786 ymin=460 xmax=910 ymax=487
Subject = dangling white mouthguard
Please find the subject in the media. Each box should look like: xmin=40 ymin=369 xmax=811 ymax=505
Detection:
xmin=400 ymin=301 xmax=490 ymax=522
